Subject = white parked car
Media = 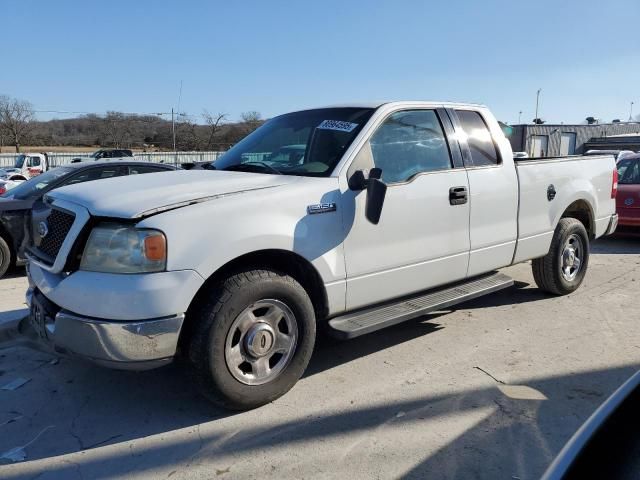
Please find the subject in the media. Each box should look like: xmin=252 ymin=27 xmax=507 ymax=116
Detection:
xmin=21 ymin=101 xmax=618 ymax=409
xmin=0 ymin=177 xmax=25 ymax=195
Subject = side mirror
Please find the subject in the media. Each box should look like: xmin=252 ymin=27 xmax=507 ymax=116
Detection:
xmin=349 ymin=168 xmax=387 ymax=225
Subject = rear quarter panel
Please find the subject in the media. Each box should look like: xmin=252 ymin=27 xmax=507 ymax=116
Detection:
xmin=513 ymin=155 xmax=615 ymax=263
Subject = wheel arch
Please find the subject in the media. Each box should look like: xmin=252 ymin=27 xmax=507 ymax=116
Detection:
xmin=179 ymin=249 xmax=329 ymax=351
xmin=559 ymin=199 xmax=595 ymax=239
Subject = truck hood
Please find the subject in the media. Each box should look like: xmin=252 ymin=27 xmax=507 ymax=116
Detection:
xmin=48 ymin=170 xmax=300 ymax=218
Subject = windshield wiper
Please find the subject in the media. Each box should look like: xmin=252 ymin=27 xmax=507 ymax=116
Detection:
xmin=224 ymin=161 xmax=281 ymax=175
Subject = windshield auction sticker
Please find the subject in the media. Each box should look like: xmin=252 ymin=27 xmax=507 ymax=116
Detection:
xmin=317 ymin=120 xmax=359 ymax=132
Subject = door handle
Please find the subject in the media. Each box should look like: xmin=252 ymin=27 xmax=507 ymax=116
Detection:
xmin=449 ymin=186 xmax=468 ymax=205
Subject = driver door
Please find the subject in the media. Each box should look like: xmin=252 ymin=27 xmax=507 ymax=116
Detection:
xmin=342 ymin=109 xmax=471 ymax=310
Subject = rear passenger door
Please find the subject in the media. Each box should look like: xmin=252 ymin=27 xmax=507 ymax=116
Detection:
xmin=343 ymin=109 xmax=471 ymax=310
xmin=449 ymin=108 xmax=518 ymax=276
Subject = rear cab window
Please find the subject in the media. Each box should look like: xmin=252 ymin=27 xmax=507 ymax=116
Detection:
xmin=455 ymin=109 xmax=501 ymax=167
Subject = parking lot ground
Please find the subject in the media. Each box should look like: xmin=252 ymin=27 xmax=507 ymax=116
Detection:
xmin=1 ymin=236 xmax=639 ymax=479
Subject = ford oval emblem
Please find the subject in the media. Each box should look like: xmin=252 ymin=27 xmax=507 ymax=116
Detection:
xmin=37 ymin=221 xmax=49 ymax=238
xmin=625 ymin=197 xmax=635 ymax=206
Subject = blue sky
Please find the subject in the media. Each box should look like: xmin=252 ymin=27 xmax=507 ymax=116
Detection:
xmin=2 ymin=0 xmax=638 ymax=124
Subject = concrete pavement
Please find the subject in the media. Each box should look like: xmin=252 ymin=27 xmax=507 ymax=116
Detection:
xmin=1 ymin=236 xmax=639 ymax=479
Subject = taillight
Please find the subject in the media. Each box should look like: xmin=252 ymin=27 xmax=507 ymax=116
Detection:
xmin=611 ymin=168 xmax=618 ymax=199
xmin=0 ymin=186 xmax=6 ymax=195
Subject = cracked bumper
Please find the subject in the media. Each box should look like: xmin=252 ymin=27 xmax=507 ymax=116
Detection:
xmin=605 ymin=213 xmax=618 ymax=235
xmin=22 ymin=288 xmax=184 ymax=370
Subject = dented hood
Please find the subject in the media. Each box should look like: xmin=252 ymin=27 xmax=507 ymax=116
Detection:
xmin=47 ymin=170 xmax=299 ymax=218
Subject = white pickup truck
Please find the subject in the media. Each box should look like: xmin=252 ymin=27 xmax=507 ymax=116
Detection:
xmin=21 ymin=102 xmax=618 ymax=409
xmin=4 ymin=152 xmax=50 ymax=180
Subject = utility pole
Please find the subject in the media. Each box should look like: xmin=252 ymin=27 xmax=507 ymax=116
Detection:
xmin=534 ymin=89 xmax=541 ymax=123
xmin=171 ymin=107 xmax=176 ymax=152
xmin=630 ymin=101 xmax=635 ymax=122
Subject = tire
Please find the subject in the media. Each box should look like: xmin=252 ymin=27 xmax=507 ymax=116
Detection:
xmin=532 ymin=218 xmax=589 ymax=295
xmin=0 ymin=236 xmax=12 ymax=279
xmin=188 ymin=269 xmax=316 ymax=410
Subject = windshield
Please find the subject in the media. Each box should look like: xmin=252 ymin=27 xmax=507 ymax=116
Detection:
xmin=90 ymin=150 xmax=101 ymax=158
xmin=14 ymin=154 xmax=26 ymax=168
xmin=2 ymin=167 xmax=73 ymax=199
xmin=212 ymin=108 xmax=375 ymax=176
xmin=617 ymin=158 xmax=640 ymax=185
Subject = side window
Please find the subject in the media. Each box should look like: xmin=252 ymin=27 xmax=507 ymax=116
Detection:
xmin=63 ymin=166 xmax=126 ymax=186
xmin=369 ymin=110 xmax=452 ymax=184
xmin=128 ymin=165 xmax=168 ymax=175
xmin=97 ymin=165 xmax=127 ymax=178
xmin=28 ymin=156 xmax=41 ymax=167
xmin=455 ymin=110 xmax=500 ymax=166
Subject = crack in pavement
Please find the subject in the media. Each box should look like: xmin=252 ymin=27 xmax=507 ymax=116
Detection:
xmin=474 ymin=366 xmax=507 ymax=384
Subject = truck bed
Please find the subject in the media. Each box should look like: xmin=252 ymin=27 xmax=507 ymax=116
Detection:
xmin=513 ymin=154 xmax=616 ymax=263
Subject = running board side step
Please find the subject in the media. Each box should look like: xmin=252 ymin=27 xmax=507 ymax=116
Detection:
xmin=328 ymin=272 xmax=514 ymax=339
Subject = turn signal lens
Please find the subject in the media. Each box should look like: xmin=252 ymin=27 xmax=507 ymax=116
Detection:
xmin=144 ymin=234 xmax=166 ymax=261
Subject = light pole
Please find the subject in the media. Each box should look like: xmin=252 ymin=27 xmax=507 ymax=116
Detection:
xmin=154 ymin=111 xmax=185 ymax=166
xmin=534 ymin=89 xmax=542 ymax=123
xmin=630 ymin=101 xmax=635 ymax=122
xmin=518 ymin=111 xmax=522 ymax=124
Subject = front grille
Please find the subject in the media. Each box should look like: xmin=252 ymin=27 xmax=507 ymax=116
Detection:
xmin=38 ymin=209 xmax=75 ymax=260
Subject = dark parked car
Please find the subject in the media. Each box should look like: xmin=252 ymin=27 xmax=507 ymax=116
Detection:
xmin=0 ymin=161 xmax=174 ymax=277
xmin=70 ymin=148 xmax=134 ymax=163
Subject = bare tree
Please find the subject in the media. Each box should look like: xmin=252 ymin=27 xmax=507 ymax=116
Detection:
xmin=240 ymin=111 xmax=263 ymax=134
xmin=100 ymin=111 xmax=134 ymax=147
xmin=0 ymin=95 xmax=35 ymax=152
xmin=176 ymin=119 xmax=202 ymax=151
xmin=202 ymin=110 xmax=228 ymax=150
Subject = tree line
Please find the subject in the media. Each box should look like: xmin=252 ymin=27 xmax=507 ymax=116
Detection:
xmin=0 ymin=95 xmax=265 ymax=152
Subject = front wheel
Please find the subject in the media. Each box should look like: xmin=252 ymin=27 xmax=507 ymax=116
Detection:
xmin=0 ymin=236 xmax=12 ymax=279
xmin=532 ymin=218 xmax=590 ymax=295
xmin=188 ymin=269 xmax=316 ymax=410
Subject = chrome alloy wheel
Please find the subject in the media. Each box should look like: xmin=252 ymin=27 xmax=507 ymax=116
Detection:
xmin=561 ymin=233 xmax=584 ymax=282
xmin=224 ymin=299 xmax=298 ymax=386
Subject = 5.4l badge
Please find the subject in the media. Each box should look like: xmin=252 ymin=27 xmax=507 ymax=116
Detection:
xmin=307 ymin=203 xmax=337 ymax=215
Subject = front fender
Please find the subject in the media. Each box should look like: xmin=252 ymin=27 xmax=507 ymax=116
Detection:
xmin=137 ymin=177 xmax=346 ymax=288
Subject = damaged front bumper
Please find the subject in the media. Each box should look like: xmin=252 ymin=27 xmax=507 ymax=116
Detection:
xmin=22 ymin=287 xmax=185 ymax=371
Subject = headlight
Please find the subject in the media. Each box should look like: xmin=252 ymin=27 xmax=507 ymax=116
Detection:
xmin=80 ymin=223 xmax=167 ymax=273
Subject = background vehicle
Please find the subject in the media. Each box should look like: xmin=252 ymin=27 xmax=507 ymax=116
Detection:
xmin=615 ymin=153 xmax=640 ymax=228
xmin=21 ymin=102 xmax=618 ymax=410
xmin=585 ymin=149 xmax=636 ymax=161
xmin=70 ymin=148 xmax=133 ymax=163
xmin=0 ymin=177 xmax=25 ymax=195
xmin=4 ymin=153 xmax=50 ymax=180
xmin=0 ymin=161 xmax=174 ymax=278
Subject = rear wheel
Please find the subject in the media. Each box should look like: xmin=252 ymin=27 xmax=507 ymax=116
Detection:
xmin=532 ymin=218 xmax=589 ymax=295
xmin=188 ymin=269 xmax=316 ymax=410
